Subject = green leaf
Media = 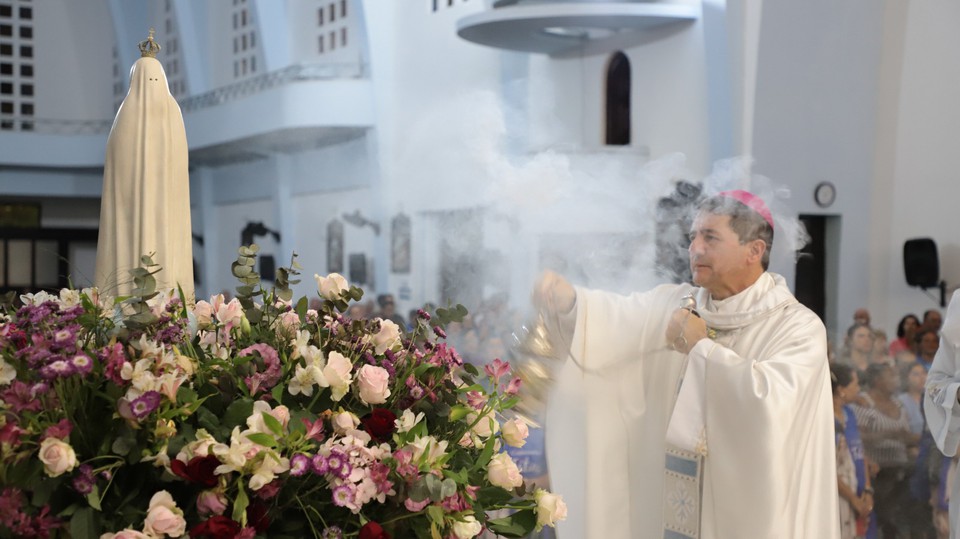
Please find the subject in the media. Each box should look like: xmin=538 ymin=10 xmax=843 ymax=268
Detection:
xmin=70 ymin=507 xmax=100 ymax=539
xmin=463 ymin=363 xmax=479 ymax=376
xmin=440 ymin=478 xmax=457 ymax=499
xmin=486 ymin=509 xmax=537 ymax=538
xmin=234 ymin=265 xmax=253 ymax=277
xmin=278 ymin=288 xmax=293 ymax=302
xmin=261 ymin=411 xmax=284 ymax=437
xmin=233 ymin=482 xmax=250 ymax=523
xmin=426 ymin=505 xmax=445 ymax=526
xmin=85 ymin=484 xmax=102 ymax=511
xmin=223 ymin=398 xmax=255 ymax=430
xmin=246 ymin=432 xmax=277 ymax=448
xmin=449 ymin=404 xmax=473 ymax=423
xmin=475 ymin=486 xmax=514 ymax=506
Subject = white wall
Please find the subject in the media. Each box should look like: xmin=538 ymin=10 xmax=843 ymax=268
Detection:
xmin=883 ymin=0 xmax=960 ymax=329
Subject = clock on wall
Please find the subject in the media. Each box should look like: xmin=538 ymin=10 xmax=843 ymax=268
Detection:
xmin=814 ymin=181 xmax=836 ymax=208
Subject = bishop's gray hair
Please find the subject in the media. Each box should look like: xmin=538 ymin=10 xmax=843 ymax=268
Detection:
xmin=696 ymin=195 xmax=774 ymax=270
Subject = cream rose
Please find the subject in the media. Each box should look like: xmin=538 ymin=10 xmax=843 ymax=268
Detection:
xmin=356 ymin=364 xmax=391 ymax=405
xmin=323 ymin=351 xmax=353 ymax=401
xmin=534 ymin=488 xmax=568 ymax=529
xmin=371 ymin=319 xmax=402 ymax=354
xmin=192 ymin=300 xmax=214 ymax=329
xmin=487 ymin=452 xmax=523 ymax=489
xmin=468 ymin=410 xmax=500 ymax=439
xmin=501 ymin=418 xmax=529 ymax=448
xmin=314 ymin=273 xmax=349 ymax=301
xmin=38 ymin=437 xmax=78 ymax=477
xmin=196 ymin=490 xmax=228 ymax=516
xmin=452 ymin=516 xmax=483 ymax=539
xmin=143 ymin=490 xmax=187 ymax=537
xmin=332 ymin=410 xmax=361 ymax=435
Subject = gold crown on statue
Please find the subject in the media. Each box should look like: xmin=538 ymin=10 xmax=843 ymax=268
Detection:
xmin=138 ymin=28 xmax=162 ymax=58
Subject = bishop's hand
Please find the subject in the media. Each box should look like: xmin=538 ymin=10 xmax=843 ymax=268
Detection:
xmin=532 ymin=270 xmax=576 ymax=315
xmin=666 ymin=307 xmax=708 ymax=354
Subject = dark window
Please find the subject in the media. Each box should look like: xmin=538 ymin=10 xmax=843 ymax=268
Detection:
xmin=241 ymin=34 xmax=247 ymax=50
xmin=250 ymin=32 xmax=255 ymax=48
xmin=241 ymin=9 xmax=247 ymax=26
xmin=0 ymin=82 xmax=10 ymax=94
xmin=0 ymin=24 xmax=10 ymax=36
xmin=20 ymin=64 xmax=31 ymax=77
xmin=432 ymin=0 xmax=438 ymax=10
xmin=233 ymin=37 xmax=237 ymax=53
xmin=0 ymin=120 xmax=12 ymax=130
xmin=233 ymin=60 xmax=238 ymax=77
xmin=165 ymin=18 xmax=172 ymax=33
xmin=0 ymin=101 xmax=12 ymax=114
xmin=447 ymin=0 xmax=453 ymax=6
xmin=329 ymin=4 xmax=335 ymax=22
xmin=341 ymin=27 xmax=346 ymax=47
xmin=329 ymin=31 xmax=335 ymax=50
xmin=318 ymin=7 xmax=323 ymax=25
xmin=0 ymin=6 xmax=10 ymax=18
xmin=20 ymin=121 xmax=31 ymax=131
xmin=0 ymin=43 xmax=11 ymax=56
xmin=0 ymin=62 xmax=11 ymax=74
xmin=605 ymin=51 xmax=631 ymax=146
xmin=341 ymin=0 xmax=346 ymax=17
xmin=20 ymin=83 xmax=31 ymax=96
xmin=250 ymin=55 xmax=255 ymax=72
xmin=20 ymin=45 xmax=32 ymax=58
xmin=232 ymin=13 xmax=237 ymax=29
xmin=18 ymin=7 xmax=30 ymax=19
xmin=20 ymin=102 xmax=32 ymax=115
xmin=241 ymin=57 xmax=247 ymax=75
xmin=318 ymin=35 xmax=324 ymax=53
xmin=19 ymin=26 xmax=30 ymax=39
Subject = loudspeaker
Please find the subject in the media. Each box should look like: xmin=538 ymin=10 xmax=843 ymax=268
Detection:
xmin=904 ymin=238 xmax=939 ymax=288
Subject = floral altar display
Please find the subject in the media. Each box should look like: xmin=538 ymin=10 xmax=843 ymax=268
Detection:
xmin=0 ymin=247 xmax=566 ymax=539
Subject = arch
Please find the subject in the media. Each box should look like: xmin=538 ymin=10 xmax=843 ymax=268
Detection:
xmin=605 ymin=51 xmax=631 ymax=146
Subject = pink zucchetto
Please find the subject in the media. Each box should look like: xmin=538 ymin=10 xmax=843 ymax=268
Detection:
xmin=718 ymin=190 xmax=774 ymax=230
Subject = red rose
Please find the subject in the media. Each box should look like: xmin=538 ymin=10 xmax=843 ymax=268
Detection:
xmin=189 ymin=516 xmax=241 ymax=539
xmin=361 ymin=408 xmax=397 ymax=443
xmin=170 ymin=455 xmax=220 ymax=487
xmin=247 ymin=500 xmax=271 ymax=532
xmin=359 ymin=521 xmax=391 ymax=539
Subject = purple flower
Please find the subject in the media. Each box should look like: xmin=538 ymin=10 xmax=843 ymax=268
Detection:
xmin=1 ymin=381 xmax=43 ymax=413
xmin=290 ymin=454 xmax=310 ymax=477
xmin=129 ymin=391 xmax=162 ymax=419
xmin=331 ymin=484 xmax=355 ymax=508
xmin=417 ymin=309 xmax=431 ymax=321
xmin=39 ymin=359 xmax=75 ymax=379
xmin=335 ymin=459 xmax=352 ymax=480
xmin=240 ymin=343 xmax=282 ymax=395
xmin=71 ymin=465 xmax=94 ymax=495
xmin=70 ymin=354 xmax=93 ymax=375
xmin=322 ymin=526 xmax=344 ymax=539
xmin=311 ymin=454 xmax=329 ymax=475
xmin=433 ymin=326 xmax=446 ymax=339
xmin=325 ymin=451 xmax=345 ymax=476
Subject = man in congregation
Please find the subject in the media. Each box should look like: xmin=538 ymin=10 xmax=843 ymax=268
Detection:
xmin=534 ymin=190 xmax=838 ymax=539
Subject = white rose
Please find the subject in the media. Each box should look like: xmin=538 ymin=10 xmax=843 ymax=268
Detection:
xmin=332 ymin=410 xmax=361 ymax=435
xmin=501 ymin=418 xmax=529 ymax=448
xmin=371 ymin=319 xmax=402 ymax=354
xmin=314 ymin=273 xmax=350 ymax=301
xmin=323 ymin=351 xmax=353 ymax=401
xmin=452 ymin=516 xmax=483 ymax=539
xmin=193 ymin=300 xmax=214 ymax=328
xmin=468 ymin=410 xmax=500 ymax=439
xmin=0 ymin=357 xmax=15 ymax=386
xmin=59 ymin=288 xmax=81 ymax=307
xmin=38 ymin=437 xmax=78 ymax=477
xmin=534 ymin=488 xmax=568 ymax=529
xmin=356 ymin=364 xmax=392 ymax=405
xmin=143 ymin=490 xmax=186 ymax=538
xmin=487 ymin=452 xmax=523 ymax=489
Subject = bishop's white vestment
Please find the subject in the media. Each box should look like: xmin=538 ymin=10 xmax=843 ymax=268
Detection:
xmin=924 ymin=289 xmax=960 ymax=539
xmin=545 ymin=272 xmax=839 ymax=539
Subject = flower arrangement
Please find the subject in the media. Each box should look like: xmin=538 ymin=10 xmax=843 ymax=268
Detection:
xmin=0 ymin=247 xmax=566 ymax=539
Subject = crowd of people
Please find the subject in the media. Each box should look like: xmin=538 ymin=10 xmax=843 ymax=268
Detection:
xmin=832 ymin=307 xmax=953 ymax=539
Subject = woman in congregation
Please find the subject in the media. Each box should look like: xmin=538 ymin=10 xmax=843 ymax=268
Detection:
xmin=833 ymin=363 xmax=875 ymax=539
xmin=854 ymin=363 xmax=920 ymax=538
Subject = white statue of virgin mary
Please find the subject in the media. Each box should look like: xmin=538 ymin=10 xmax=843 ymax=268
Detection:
xmin=95 ymin=30 xmax=194 ymax=301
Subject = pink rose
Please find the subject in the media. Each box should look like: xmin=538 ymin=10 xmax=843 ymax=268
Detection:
xmin=38 ymin=437 xmax=78 ymax=477
xmin=356 ymin=365 xmax=391 ymax=405
xmin=100 ymin=530 xmax=150 ymax=539
xmin=487 ymin=452 xmax=523 ymax=489
xmin=193 ymin=300 xmax=214 ymax=328
xmin=314 ymin=273 xmax=349 ymax=301
xmin=196 ymin=490 xmax=228 ymax=516
xmin=143 ymin=490 xmax=187 ymax=537
xmin=270 ymin=405 xmax=290 ymax=429
xmin=215 ymin=298 xmax=244 ymax=329
xmin=277 ymin=311 xmax=300 ymax=333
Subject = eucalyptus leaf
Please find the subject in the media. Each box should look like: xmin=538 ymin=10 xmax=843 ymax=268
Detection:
xmin=70 ymin=507 xmax=100 ymax=539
